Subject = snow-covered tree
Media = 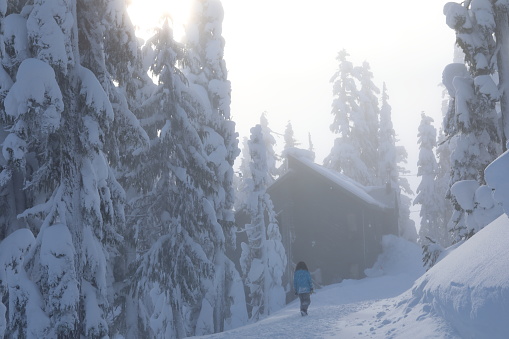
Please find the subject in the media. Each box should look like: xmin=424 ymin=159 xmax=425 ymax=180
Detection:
xmin=0 ymin=1 xmax=147 ymax=337
xmin=325 ymin=50 xmax=368 ymax=182
xmin=0 ymin=229 xmax=49 ymax=338
xmin=379 ymin=84 xmax=414 ymax=197
xmin=0 ymin=6 xmax=31 ymax=241
xmin=434 ymin=88 xmax=454 ymax=248
xmin=235 ymin=136 xmax=252 ymax=211
xmin=354 ymin=61 xmax=380 ymax=185
xmin=378 ymin=83 xmax=399 ymax=188
xmin=325 ymin=51 xmax=381 ymax=186
xmin=283 ymin=121 xmax=298 ymax=150
xmin=442 ymin=3 xmax=503 ymax=240
xmin=184 ymin=0 xmax=246 ymax=333
xmin=240 ymin=125 xmax=287 ymax=322
xmin=444 ymin=0 xmax=509 ymax=150
xmin=380 ymin=84 xmax=415 ymax=242
xmin=0 ymin=0 xmax=248 ymax=337
xmin=127 ymin=18 xmax=209 ymax=338
xmin=414 ymin=113 xmax=445 ymax=268
xmin=76 ymin=2 xmax=152 ymax=336
xmin=279 ymin=121 xmax=299 ymax=175
xmin=414 ymin=113 xmax=440 ymax=241
xmin=127 ymin=8 xmax=245 ymax=336
xmin=185 ymin=0 xmax=240 ymax=230
xmin=259 ymin=112 xmax=279 ymax=184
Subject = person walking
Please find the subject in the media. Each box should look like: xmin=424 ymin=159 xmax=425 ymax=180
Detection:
xmin=293 ymin=261 xmax=313 ymax=316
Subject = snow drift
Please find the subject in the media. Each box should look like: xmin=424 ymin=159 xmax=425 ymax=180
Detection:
xmin=406 ymin=214 xmax=509 ymax=339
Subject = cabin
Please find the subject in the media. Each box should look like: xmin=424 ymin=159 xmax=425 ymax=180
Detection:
xmin=233 ymin=149 xmax=399 ymax=302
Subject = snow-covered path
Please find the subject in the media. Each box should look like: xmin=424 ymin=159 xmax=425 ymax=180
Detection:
xmin=193 ymin=235 xmax=456 ymax=338
xmin=194 ymin=215 xmax=509 ymax=339
xmin=193 ymin=292 xmax=377 ymax=339
xmin=194 ymin=271 xmax=452 ymax=339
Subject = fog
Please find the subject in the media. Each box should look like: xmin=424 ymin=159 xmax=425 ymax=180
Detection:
xmin=221 ymin=0 xmax=456 ymax=227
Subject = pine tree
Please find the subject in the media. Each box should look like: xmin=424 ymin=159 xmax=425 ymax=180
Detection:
xmin=279 ymin=121 xmax=299 ymax=175
xmin=415 ymin=113 xmax=440 ymax=233
xmin=354 ymin=61 xmax=380 ymax=185
xmin=378 ymin=83 xmax=398 ymax=188
xmin=235 ymin=137 xmax=252 ymax=211
xmin=127 ymin=9 xmax=246 ymax=336
xmin=259 ymin=112 xmax=279 ymax=184
xmin=240 ymin=125 xmax=287 ymax=322
xmin=184 ymin=0 xmax=246 ymax=333
xmin=445 ymin=0 xmax=509 ymax=150
xmin=128 ymin=18 xmax=208 ymax=338
xmin=76 ymin=2 xmax=150 ymax=336
xmin=444 ymin=2 xmax=503 ymax=241
xmin=0 ymin=229 xmax=49 ymax=338
xmin=378 ymin=84 xmax=415 ymax=240
xmin=185 ymin=0 xmax=240 ymax=231
xmin=414 ymin=113 xmax=444 ymax=268
xmin=494 ymin=1 xmax=509 ymax=151
xmin=435 ymin=88 xmax=454 ymax=247
xmin=325 ymin=50 xmax=366 ymax=181
xmin=0 ymin=1 xmax=145 ymax=337
xmin=325 ymin=51 xmax=379 ymax=186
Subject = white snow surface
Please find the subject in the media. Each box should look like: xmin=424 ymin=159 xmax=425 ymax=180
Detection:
xmin=193 ymin=214 xmax=509 ymax=338
xmin=486 ymin=149 xmax=509 ymax=215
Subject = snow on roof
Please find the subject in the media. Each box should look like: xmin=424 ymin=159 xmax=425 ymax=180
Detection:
xmin=285 ymin=152 xmax=390 ymax=209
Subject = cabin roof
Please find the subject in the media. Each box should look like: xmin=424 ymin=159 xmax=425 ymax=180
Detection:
xmin=268 ymin=150 xmax=393 ymax=209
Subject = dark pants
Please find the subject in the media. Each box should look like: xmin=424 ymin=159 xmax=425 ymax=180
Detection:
xmin=298 ymin=293 xmax=311 ymax=312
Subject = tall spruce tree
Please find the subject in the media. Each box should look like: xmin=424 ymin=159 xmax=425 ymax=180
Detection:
xmin=127 ymin=17 xmax=246 ymax=337
xmin=378 ymin=83 xmax=399 ymax=188
xmin=235 ymin=136 xmax=252 ymax=211
xmin=76 ymin=3 xmax=150 ymax=335
xmin=324 ymin=50 xmax=367 ymax=182
xmin=279 ymin=121 xmax=299 ymax=175
xmin=378 ymin=84 xmax=415 ymax=241
xmin=325 ymin=51 xmax=381 ymax=186
xmin=444 ymin=2 xmax=503 ymax=241
xmin=240 ymin=125 xmax=287 ymax=323
xmin=184 ymin=0 xmax=246 ymax=333
xmin=0 ymin=6 xmax=26 ymax=241
xmin=185 ymin=0 xmax=240 ymax=229
xmin=414 ymin=113 xmax=443 ymax=267
xmin=0 ymin=0 xmax=149 ymax=336
xmin=435 ymin=87 xmax=454 ymax=247
xmin=259 ymin=112 xmax=279 ymax=184
xmin=354 ymin=61 xmax=380 ymax=185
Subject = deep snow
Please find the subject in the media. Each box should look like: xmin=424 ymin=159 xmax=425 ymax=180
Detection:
xmin=193 ymin=214 xmax=509 ymax=339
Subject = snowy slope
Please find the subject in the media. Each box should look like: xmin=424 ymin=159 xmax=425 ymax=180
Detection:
xmin=193 ymin=215 xmax=509 ymax=338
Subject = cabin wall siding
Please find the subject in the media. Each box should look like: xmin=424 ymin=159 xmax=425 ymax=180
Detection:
xmin=267 ymin=157 xmax=398 ymax=290
xmin=235 ymin=155 xmax=399 ymax=304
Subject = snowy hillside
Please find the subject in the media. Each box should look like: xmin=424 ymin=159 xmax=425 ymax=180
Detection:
xmin=193 ymin=215 xmax=509 ymax=339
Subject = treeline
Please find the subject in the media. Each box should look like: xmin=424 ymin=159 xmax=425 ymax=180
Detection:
xmin=0 ymin=0 xmax=245 ymax=338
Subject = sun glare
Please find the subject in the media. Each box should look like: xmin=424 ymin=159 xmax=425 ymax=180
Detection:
xmin=127 ymin=0 xmax=191 ymax=41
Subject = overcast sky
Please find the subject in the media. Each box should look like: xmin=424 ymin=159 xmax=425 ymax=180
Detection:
xmin=220 ymin=0 xmax=455 ymax=221
xmin=221 ymin=0 xmax=455 ymax=160
xmin=129 ymin=0 xmax=457 ymax=225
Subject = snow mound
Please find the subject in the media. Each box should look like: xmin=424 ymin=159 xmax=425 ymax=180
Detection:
xmin=406 ymin=214 xmax=509 ymax=338
xmin=365 ymin=234 xmax=424 ymax=278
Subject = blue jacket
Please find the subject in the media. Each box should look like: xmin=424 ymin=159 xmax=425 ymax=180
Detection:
xmin=294 ymin=269 xmax=313 ymax=294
